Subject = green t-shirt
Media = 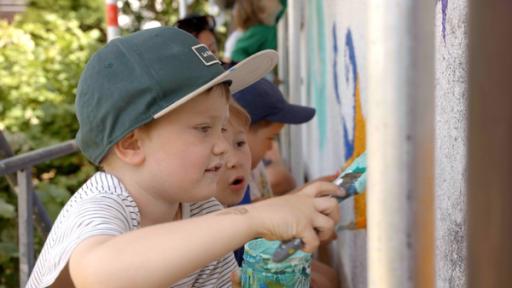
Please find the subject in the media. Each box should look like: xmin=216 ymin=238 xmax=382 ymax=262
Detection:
xmin=231 ymin=24 xmax=277 ymax=62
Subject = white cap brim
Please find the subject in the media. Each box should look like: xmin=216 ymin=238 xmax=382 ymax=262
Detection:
xmin=154 ymin=50 xmax=278 ymax=119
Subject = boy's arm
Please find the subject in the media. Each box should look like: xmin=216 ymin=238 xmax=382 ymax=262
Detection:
xmin=69 ymin=209 xmax=253 ymax=288
xmin=69 ymin=181 xmax=342 ymax=288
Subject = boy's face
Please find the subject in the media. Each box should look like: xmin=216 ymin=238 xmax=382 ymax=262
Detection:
xmin=197 ymin=30 xmax=218 ymax=55
xmin=247 ymin=122 xmax=284 ymax=169
xmin=216 ymin=120 xmax=251 ymax=207
xmin=138 ymin=87 xmax=230 ymax=203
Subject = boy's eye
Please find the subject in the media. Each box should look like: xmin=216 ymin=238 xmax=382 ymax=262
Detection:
xmin=236 ymin=140 xmax=246 ymax=148
xmin=197 ymin=126 xmax=212 ymax=133
xmin=221 ymin=127 xmax=228 ymax=134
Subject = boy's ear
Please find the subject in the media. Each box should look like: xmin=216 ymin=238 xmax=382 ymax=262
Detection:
xmin=112 ymin=130 xmax=145 ymax=165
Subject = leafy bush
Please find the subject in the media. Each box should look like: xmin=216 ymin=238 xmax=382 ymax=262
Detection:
xmin=0 ymin=12 xmax=100 ymax=286
xmin=26 ymin=0 xmax=105 ymax=32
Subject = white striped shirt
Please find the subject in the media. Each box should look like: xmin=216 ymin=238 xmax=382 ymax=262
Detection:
xmin=27 ymin=172 xmax=238 ymax=288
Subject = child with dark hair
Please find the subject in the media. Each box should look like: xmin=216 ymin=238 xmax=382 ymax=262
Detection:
xmin=176 ymin=14 xmax=218 ymax=55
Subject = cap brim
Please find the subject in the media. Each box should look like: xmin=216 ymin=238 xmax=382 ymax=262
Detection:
xmin=154 ymin=50 xmax=278 ymax=118
xmin=267 ymin=104 xmax=316 ymax=124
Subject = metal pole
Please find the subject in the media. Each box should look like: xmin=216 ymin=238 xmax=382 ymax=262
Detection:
xmin=467 ymin=0 xmax=512 ymax=286
xmin=287 ymin=0 xmax=304 ymax=186
xmin=18 ymin=169 xmax=34 ymax=288
xmin=367 ymin=0 xmax=435 ymax=287
xmin=0 ymin=140 xmax=78 ymax=176
xmin=179 ymin=0 xmax=187 ymax=18
xmin=277 ymin=8 xmax=290 ymax=168
xmin=106 ymin=0 xmax=120 ymax=41
xmin=0 ymin=131 xmax=53 ymax=235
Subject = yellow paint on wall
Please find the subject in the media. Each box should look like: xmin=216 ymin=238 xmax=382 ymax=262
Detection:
xmin=344 ymin=79 xmax=367 ymax=230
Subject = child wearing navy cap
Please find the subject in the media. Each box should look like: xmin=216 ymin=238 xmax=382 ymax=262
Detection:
xmin=232 ymin=78 xmax=339 ymax=287
xmin=233 ymin=77 xmax=315 ymax=200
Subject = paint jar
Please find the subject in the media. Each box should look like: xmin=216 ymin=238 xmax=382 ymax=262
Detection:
xmin=241 ymin=238 xmax=312 ymax=288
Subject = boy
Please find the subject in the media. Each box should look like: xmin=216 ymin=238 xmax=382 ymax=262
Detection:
xmin=233 ymin=78 xmax=316 ymax=200
xmin=231 ymin=78 xmax=340 ymax=287
xmin=27 ymin=27 xmax=341 ymax=288
xmin=215 ymin=100 xmax=252 ymax=207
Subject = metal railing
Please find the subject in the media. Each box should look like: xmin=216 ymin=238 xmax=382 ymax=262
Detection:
xmin=0 ymin=132 xmax=79 ymax=287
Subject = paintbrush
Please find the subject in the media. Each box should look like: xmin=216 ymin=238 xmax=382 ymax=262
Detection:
xmin=271 ymin=153 xmax=367 ymax=263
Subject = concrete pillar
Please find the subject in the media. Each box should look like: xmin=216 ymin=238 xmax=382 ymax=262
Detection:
xmin=367 ymin=0 xmax=435 ymax=287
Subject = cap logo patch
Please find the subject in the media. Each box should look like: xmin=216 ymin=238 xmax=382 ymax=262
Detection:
xmin=192 ymin=44 xmax=220 ymax=66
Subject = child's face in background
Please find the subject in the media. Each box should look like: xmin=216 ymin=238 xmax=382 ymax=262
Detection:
xmin=216 ymin=116 xmax=251 ymax=207
xmin=247 ymin=122 xmax=284 ymax=169
xmin=197 ymin=30 xmax=218 ymax=55
xmin=138 ymin=86 xmax=230 ymax=204
xmin=258 ymin=0 xmax=283 ymax=25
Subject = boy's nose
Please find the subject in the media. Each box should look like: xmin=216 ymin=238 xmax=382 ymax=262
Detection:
xmin=226 ymin=154 xmax=239 ymax=169
xmin=212 ymin=133 xmax=230 ymax=155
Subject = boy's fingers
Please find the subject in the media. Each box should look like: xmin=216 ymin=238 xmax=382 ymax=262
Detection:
xmin=312 ymin=214 xmax=336 ymax=241
xmin=314 ymin=197 xmax=340 ymax=225
xmin=315 ymin=173 xmax=338 ymax=182
xmin=302 ymin=181 xmax=344 ymax=198
xmin=301 ymin=228 xmax=320 ymax=253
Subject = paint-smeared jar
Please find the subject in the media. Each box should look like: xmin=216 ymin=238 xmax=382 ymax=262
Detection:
xmin=241 ymin=238 xmax=312 ymax=288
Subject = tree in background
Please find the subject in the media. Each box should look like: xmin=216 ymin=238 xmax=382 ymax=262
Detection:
xmin=26 ymin=0 xmax=105 ymax=32
xmin=0 ymin=10 xmax=100 ymax=287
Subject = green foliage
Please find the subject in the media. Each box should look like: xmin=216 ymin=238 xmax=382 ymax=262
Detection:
xmin=0 ymin=182 xmax=18 ymax=288
xmin=0 ymin=10 xmax=100 ymax=285
xmin=0 ymin=14 xmax=100 ymax=143
xmin=26 ymin=0 xmax=105 ymax=32
xmin=119 ymin=0 xmax=209 ymax=33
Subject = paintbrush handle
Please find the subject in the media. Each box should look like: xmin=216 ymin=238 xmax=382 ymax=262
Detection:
xmin=271 ymin=238 xmax=304 ymax=262
xmin=272 ymin=171 xmax=367 ymax=263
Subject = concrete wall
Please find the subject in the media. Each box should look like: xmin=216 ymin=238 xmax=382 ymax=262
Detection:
xmin=434 ymin=0 xmax=468 ymax=287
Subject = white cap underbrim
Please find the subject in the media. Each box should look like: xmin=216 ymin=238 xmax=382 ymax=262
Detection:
xmin=154 ymin=50 xmax=278 ymax=119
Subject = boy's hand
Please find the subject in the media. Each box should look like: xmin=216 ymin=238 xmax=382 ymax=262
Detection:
xmin=288 ymin=173 xmax=341 ymax=195
xmin=313 ymin=173 xmax=340 ymax=183
xmin=248 ymin=181 xmax=342 ymax=253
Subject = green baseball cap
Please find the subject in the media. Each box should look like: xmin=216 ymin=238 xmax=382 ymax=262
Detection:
xmin=76 ymin=27 xmax=278 ymax=165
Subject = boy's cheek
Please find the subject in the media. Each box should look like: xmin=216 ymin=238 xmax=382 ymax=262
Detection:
xmin=251 ymin=150 xmax=264 ymax=167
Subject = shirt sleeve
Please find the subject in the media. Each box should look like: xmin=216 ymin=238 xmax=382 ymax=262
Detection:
xmin=27 ymin=194 xmax=134 ymax=288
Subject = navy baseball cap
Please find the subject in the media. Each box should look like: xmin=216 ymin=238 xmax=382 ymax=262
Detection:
xmin=233 ymin=78 xmax=315 ymax=124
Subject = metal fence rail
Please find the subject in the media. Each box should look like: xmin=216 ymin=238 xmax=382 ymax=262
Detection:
xmin=0 ymin=135 xmax=79 ymax=287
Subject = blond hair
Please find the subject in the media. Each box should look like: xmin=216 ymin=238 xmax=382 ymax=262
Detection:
xmin=233 ymin=0 xmax=266 ymax=30
xmin=228 ymin=99 xmax=251 ymax=130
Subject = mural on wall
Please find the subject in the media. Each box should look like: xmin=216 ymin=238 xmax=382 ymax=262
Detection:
xmin=333 ymin=27 xmax=366 ymax=163
xmin=333 ymin=25 xmax=367 ymax=229
xmin=437 ymin=0 xmax=449 ymax=42
xmin=302 ymin=0 xmax=368 ymax=230
xmin=301 ymin=2 xmax=371 ymax=286
xmin=306 ymin=0 xmax=329 ymax=152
